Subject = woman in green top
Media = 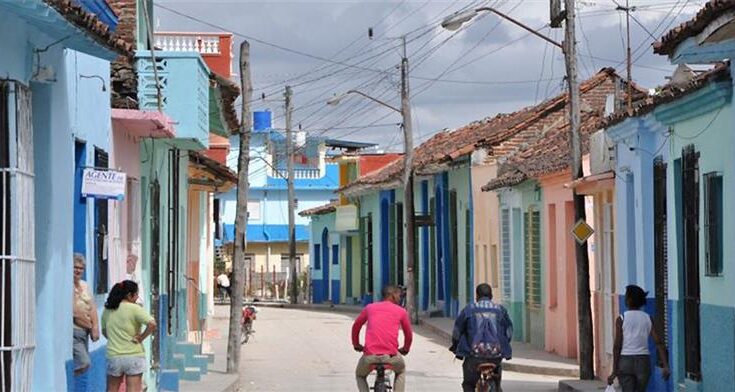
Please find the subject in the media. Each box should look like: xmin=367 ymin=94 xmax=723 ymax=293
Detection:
xmin=102 ymin=280 xmax=157 ymax=392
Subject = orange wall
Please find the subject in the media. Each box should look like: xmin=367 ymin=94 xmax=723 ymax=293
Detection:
xmin=202 ymin=34 xmax=233 ymax=78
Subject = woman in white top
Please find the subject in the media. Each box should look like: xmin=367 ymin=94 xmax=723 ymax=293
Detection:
xmin=608 ymin=285 xmax=670 ymax=392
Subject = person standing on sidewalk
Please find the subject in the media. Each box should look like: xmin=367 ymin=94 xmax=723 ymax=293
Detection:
xmin=608 ymin=285 xmax=670 ymax=392
xmin=73 ymin=253 xmax=100 ymax=375
xmin=102 ymin=280 xmax=157 ymax=392
xmin=351 ymin=284 xmax=413 ymax=392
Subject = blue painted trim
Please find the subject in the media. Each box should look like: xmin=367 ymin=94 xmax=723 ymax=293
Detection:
xmin=440 ymin=173 xmax=451 ymax=316
xmin=74 ymin=142 xmax=87 ymax=266
xmin=420 ymin=180 xmax=430 ymax=311
xmin=434 ymin=175 xmax=446 ymax=307
xmin=321 ymin=228 xmax=329 ymax=301
xmin=654 ymin=81 xmax=732 ymax=125
xmin=669 ymin=36 xmax=735 ymax=65
xmin=379 ymin=191 xmax=392 ymax=290
xmin=331 ymin=280 xmax=340 ymax=304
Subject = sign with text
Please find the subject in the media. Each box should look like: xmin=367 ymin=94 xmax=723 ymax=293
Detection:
xmin=81 ymin=168 xmax=126 ymax=200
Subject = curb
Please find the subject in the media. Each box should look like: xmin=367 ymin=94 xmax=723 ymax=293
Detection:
xmin=419 ymin=318 xmax=579 ymax=378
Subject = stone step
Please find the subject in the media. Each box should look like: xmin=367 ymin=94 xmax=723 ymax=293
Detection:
xmin=159 ymin=369 xmax=180 ymax=392
xmin=179 ymin=367 xmax=202 ymax=382
xmin=190 ymin=355 xmax=210 ymax=375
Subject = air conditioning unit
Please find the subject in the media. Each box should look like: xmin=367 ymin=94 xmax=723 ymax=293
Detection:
xmin=590 ymin=130 xmax=615 ymax=175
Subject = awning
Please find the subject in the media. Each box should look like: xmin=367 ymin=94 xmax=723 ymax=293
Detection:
xmin=564 ymin=171 xmax=615 ymax=194
xmin=112 ymin=109 xmax=176 ymax=138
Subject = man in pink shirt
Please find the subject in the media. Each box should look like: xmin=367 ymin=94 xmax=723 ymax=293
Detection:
xmin=351 ymin=284 xmax=413 ymax=392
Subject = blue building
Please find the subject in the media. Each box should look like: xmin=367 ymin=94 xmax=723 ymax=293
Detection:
xmin=218 ymin=111 xmax=340 ymax=299
xmin=0 ymin=0 xmax=129 ymax=390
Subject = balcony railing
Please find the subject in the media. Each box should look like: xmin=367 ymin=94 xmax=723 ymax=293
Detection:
xmin=136 ymin=51 xmax=210 ymax=149
xmin=273 ymin=168 xmax=322 ymax=180
xmin=155 ymin=32 xmax=223 ymax=54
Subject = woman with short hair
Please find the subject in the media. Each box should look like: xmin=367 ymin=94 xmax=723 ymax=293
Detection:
xmin=102 ymin=280 xmax=157 ymax=392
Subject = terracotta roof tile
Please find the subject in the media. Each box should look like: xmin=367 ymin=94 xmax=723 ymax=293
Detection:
xmin=299 ymin=201 xmax=338 ymax=217
xmin=654 ymin=0 xmax=735 ymax=55
xmin=602 ymin=62 xmax=731 ymax=129
xmin=341 ymin=68 xmax=633 ymax=195
xmin=43 ymin=0 xmax=133 ymax=57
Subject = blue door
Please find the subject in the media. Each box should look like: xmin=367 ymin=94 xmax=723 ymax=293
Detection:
xmin=331 ymin=244 xmax=340 ymax=303
xmin=321 ymin=228 xmax=329 ymax=302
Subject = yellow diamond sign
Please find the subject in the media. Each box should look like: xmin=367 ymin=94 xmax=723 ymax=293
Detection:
xmin=571 ymin=219 xmax=594 ymax=245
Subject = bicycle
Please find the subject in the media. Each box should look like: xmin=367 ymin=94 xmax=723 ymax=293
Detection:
xmin=370 ymin=362 xmax=392 ymax=392
xmin=475 ymin=362 xmax=501 ymax=392
xmin=240 ymin=305 xmax=257 ymax=344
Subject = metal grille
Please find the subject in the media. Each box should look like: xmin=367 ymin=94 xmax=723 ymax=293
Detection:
xmin=465 ymin=209 xmax=472 ymax=303
xmin=681 ymin=145 xmax=701 ymax=381
xmin=449 ymin=191 xmax=458 ymax=300
xmin=0 ymin=81 xmax=35 ymax=392
xmin=500 ymin=209 xmax=511 ymax=300
xmin=396 ymin=203 xmax=403 ymax=286
xmin=524 ymin=209 xmax=541 ymax=308
xmin=653 ymin=158 xmax=669 ymax=358
xmin=149 ymin=179 xmax=161 ymax=367
xmin=429 ymin=199 xmax=436 ymax=305
xmin=167 ymin=149 xmax=180 ymax=335
xmin=704 ymin=172 xmax=723 ymax=277
xmin=94 ymin=149 xmax=109 ymax=294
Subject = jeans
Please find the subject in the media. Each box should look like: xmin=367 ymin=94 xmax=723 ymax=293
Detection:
xmin=618 ymin=355 xmax=651 ymax=392
xmin=355 ymin=354 xmax=406 ymax=392
xmin=462 ymin=357 xmax=502 ymax=392
xmin=72 ymin=327 xmax=91 ymax=373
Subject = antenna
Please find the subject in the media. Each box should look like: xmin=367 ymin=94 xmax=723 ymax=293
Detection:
xmin=368 ymin=27 xmax=374 ymax=40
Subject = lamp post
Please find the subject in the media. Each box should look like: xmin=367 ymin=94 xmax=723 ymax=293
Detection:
xmin=328 ymin=37 xmax=418 ymax=324
xmin=442 ymin=3 xmax=594 ymax=379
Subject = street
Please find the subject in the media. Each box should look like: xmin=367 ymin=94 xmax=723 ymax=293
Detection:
xmin=211 ymin=306 xmax=562 ymax=391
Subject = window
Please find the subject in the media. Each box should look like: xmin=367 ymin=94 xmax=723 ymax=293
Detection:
xmin=332 ymin=244 xmax=339 ymax=265
xmin=704 ymin=172 xmax=723 ymax=277
xmin=500 ymin=208 xmax=511 ymax=300
xmin=653 ymin=159 xmax=669 ymax=358
xmin=247 ymin=199 xmax=261 ymax=221
xmin=314 ymin=244 xmax=321 ymax=269
xmin=524 ymin=208 xmax=541 ymax=308
xmin=94 ymin=148 xmax=109 ymax=294
xmin=294 ymin=198 xmax=299 ymax=210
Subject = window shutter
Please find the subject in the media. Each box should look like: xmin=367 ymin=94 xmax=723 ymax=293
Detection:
xmin=501 ymin=209 xmax=511 ymax=300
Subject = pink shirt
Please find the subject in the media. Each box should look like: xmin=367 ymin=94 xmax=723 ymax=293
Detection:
xmin=351 ymin=301 xmax=413 ymax=356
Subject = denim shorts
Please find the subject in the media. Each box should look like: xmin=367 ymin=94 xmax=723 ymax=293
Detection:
xmin=107 ymin=356 xmax=147 ymax=377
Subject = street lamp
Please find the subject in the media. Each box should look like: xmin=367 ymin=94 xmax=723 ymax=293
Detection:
xmin=441 ymin=7 xmax=562 ymax=49
xmin=442 ymin=2 xmax=594 ymax=379
xmin=327 ymin=39 xmax=418 ymax=325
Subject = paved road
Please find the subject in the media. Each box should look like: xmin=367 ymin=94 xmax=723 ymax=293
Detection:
xmin=230 ymin=306 xmax=561 ymax=392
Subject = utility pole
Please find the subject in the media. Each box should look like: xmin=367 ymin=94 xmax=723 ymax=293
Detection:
xmin=623 ymin=0 xmax=633 ymax=113
xmin=401 ymin=36 xmax=418 ymax=325
xmin=285 ymin=85 xmax=298 ymax=304
xmin=561 ymin=0 xmax=594 ymax=380
xmin=227 ymin=40 xmax=252 ymax=373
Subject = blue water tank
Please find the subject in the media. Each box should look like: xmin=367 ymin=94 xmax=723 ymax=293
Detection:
xmin=253 ymin=111 xmax=272 ymax=131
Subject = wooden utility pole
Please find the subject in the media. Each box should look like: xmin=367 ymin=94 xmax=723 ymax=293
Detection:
xmin=400 ymin=36 xmax=418 ymax=325
xmin=285 ymin=85 xmax=298 ymax=304
xmin=561 ymin=0 xmax=594 ymax=379
xmin=227 ymin=40 xmax=252 ymax=373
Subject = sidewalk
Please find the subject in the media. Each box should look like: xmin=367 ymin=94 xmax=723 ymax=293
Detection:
xmin=419 ymin=316 xmax=580 ymax=378
xmin=179 ymin=306 xmax=239 ymax=392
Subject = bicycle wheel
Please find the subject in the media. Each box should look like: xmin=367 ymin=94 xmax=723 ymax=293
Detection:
xmin=475 ymin=378 xmax=490 ymax=392
xmin=241 ymin=323 xmax=251 ymax=344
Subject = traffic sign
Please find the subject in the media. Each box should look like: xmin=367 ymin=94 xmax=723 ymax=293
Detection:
xmin=571 ymin=219 xmax=594 ymax=244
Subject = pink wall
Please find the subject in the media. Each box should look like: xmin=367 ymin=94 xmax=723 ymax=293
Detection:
xmin=109 ymin=126 xmax=142 ymax=285
xmin=540 ymin=172 xmax=579 ymax=358
xmin=471 ymin=163 xmax=501 ymax=291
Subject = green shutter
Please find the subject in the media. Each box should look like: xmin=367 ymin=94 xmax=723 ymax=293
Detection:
xmin=524 ymin=209 xmax=542 ymax=308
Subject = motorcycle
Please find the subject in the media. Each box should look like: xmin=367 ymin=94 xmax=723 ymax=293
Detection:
xmin=241 ymin=305 xmax=258 ymax=344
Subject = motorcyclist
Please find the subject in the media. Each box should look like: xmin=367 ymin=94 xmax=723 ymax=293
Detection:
xmin=449 ymin=283 xmax=513 ymax=392
xmin=351 ymin=284 xmax=413 ymax=392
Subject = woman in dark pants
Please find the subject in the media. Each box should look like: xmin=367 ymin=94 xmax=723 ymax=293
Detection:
xmin=608 ymin=285 xmax=670 ymax=392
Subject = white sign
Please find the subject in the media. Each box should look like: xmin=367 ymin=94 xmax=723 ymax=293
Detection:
xmin=81 ymin=168 xmax=126 ymax=200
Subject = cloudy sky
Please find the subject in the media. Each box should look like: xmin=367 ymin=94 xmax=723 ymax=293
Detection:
xmin=155 ymin=0 xmax=706 ymax=151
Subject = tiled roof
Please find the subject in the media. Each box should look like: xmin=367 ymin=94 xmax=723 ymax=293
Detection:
xmin=482 ymin=112 xmax=602 ymax=191
xmin=341 ymin=68 xmax=628 ymax=195
xmin=188 ymin=150 xmax=238 ymax=183
xmin=43 ymin=0 xmax=132 ymax=57
xmin=299 ymin=201 xmax=338 ymax=217
xmin=602 ymin=62 xmax=730 ymax=129
xmin=654 ymin=0 xmax=735 ymax=55
xmin=211 ymin=73 xmax=241 ymax=134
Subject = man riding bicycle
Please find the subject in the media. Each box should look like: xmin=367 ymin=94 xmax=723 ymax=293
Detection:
xmin=449 ymin=283 xmax=513 ymax=392
xmin=351 ymin=284 xmax=413 ymax=392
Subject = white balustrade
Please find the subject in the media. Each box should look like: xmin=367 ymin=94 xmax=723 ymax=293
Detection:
xmin=155 ymin=33 xmax=222 ymax=54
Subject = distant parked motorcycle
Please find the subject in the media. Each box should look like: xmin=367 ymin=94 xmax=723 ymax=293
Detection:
xmin=241 ymin=305 xmax=258 ymax=344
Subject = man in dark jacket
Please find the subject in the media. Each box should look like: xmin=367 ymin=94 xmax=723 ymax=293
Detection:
xmin=449 ymin=283 xmax=513 ymax=392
